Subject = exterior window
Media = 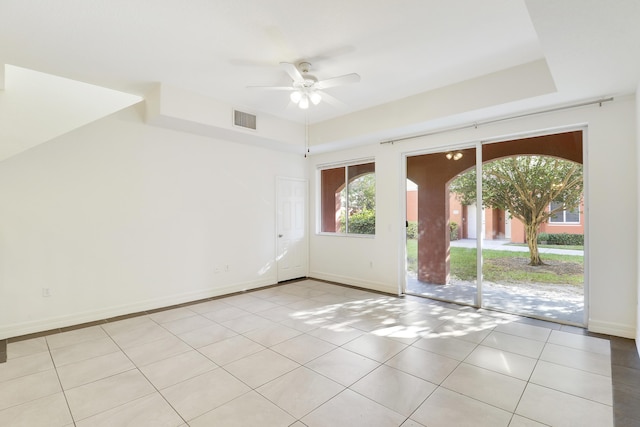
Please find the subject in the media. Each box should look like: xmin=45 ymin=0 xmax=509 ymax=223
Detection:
xmin=320 ymin=162 xmax=375 ymax=235
xmin=549 ymin=201 xmax=580 ymax=223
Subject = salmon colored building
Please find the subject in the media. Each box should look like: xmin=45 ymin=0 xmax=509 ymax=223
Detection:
xmin=406 ymin=189 xmax=584 ymax=243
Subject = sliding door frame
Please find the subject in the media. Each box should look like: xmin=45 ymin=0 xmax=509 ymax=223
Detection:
xmin=401 ymin=124 xmax=589 ymax=326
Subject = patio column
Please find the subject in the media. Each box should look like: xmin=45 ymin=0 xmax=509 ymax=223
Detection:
xmin=407 ymin=149 xmax=475 ymax=285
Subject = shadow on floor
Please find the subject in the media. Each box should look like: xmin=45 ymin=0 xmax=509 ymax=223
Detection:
xmin=406 ymin=274 xmax=584 ymax=325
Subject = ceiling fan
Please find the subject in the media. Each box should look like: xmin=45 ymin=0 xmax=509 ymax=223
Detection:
xmin=248 ymin=61 xmax=360 ymax=109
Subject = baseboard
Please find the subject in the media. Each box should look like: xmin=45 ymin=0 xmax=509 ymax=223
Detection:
xmin=0 ymin=278 xmax=275 ymax=340
xmin=588 ymin=319 xmax=636 ymax=339
xmin=309 ymin=271 xmax=400 ymax=295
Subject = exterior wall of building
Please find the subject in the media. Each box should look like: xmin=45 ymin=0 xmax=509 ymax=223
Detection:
xmin=407 ymin=188 xmax=418 ymax=222
xmin=408 ymin=189 xmax=584 ymax=243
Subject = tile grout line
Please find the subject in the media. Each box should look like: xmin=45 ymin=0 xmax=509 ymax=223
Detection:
xmin=508 ymin=331 xmax=553 ymax=425
xmin=400 ymin=334 xmax=478 ymax=426
xmin=1 ymin=281 xmax=628 ymax=426
xmin=45 ymin=336 xmax=78 ymax=427
xmin=96 ymin=323 xmax=189 ymax=426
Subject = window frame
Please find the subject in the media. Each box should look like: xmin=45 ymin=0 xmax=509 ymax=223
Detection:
xmin=317 ymin=158 xmax=376 ymax=237
xmin=548 ymin=201 xmax=581 ymax=224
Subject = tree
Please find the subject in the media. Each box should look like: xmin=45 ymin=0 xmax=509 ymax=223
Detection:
xmin=339 ymin=173 xmax=376 ymax=234
xmin=346 ymin=173 xmax=375 ymax=212
xmin=449 ymin=156 xmax=583 ymax=266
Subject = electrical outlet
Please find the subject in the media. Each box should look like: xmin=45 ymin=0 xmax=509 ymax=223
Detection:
xmin=42 ymin=288 xmax=51 ymax=297
xmin=225 ymin=264 xmax=229 ymax=272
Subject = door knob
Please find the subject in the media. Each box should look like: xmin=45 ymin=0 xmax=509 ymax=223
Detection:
xmin=278 ymin=234 xmax=283 ymax=238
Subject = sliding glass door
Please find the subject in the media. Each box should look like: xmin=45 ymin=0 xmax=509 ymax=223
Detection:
xmin=405 ymin=147 xmax=477 ymax=306
xmin=479 ymin=136 xmax=585 ymax=324
xmin=405 ymin=131 xmax=586 ymax=325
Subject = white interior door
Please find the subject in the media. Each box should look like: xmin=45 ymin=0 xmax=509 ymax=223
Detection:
xmin=276 ymin=177 xmax=307 ymax=282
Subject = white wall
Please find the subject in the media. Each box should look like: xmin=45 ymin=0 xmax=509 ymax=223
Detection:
xmin=309 ymin=144 xmax=403 ymax=294
xmin=637 ymin=86 xmax=640 ymax=354
xmin=309 ymin=95 xmax=638 ymax=338
xmin=0 ymin=103 xmax=306 ymax=339
xmin=2 ymin=94 xmax=636 ymax=341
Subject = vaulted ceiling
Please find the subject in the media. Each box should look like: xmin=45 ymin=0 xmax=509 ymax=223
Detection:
xmin=1 ymin=0 xmax=639 ymax=157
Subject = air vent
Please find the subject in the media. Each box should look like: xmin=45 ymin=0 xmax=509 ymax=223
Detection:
xmin=233 ymin=110 xmax=257 ymax=130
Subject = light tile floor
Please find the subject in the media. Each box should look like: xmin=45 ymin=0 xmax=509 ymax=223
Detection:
xmin=0 ymin=279 xmax=614 ymax=426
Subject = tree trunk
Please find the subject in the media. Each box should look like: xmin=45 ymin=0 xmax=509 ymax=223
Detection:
xmin=525 ymin=222 xmax=544 ymax=266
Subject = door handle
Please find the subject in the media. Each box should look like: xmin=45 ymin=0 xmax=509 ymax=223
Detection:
xmin=278 ymin=234 xmax=283 ymax=238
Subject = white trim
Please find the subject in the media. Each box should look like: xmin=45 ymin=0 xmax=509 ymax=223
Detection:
xmin=316 ymin=157 xmax=375 ymax=170
xmin=475 ymin=142 xmax=483 ymax=307
xmin=399 ymin=153 xmax=409 ymax=296
xmin=548 ymin=201 xmax=581 ymax=224
xmin=589 ymin=319 xmax=635 ymax=339
xmin=402 ymin=142 xmax=477 ymax=159
xmin=381 ymin=96 xmax=608 ymax=146
xmin=581 ymin=125 xmax=590 ymax=327
xmin=309 ymin=272 xmax=400 ymax=296
xmin=316 ymin=160 xmax=376 ymax=236
xmin=315 ymin=232 xmax=375 ymax=239
xmin=0 ymin=278 xmax=275 ymax=340
xmin=400 ymin=124 xmax=589 ymax=326
xmin=275 ymin=176 xmax=309 ymax=282
xmin=479 ymin=122 xmax=589 ymax=145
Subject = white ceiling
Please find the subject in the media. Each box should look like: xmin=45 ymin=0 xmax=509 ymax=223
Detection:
xmin=1 ymin=0 xmax=639 ymax=127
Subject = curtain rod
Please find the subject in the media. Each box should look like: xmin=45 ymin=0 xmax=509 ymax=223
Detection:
xmin=379 ymin=97 xmax=614 ymax=145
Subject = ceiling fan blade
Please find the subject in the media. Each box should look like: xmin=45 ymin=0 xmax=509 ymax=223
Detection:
xmin=279 ymin=62 xmax=304 ymax=83
xmin=317 ymin=91 xmax=347 ymax=108
xmin=316 ymin=73 xmax=361 ymax=90
xmin=246 ymin=85 xmax=295 ymax=91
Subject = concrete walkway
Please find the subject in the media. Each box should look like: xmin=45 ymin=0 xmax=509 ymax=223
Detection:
xmin=406 ymin=239 xmax=585 ymax=325
xmin=450 ymin=238 xmax=584 ymax=256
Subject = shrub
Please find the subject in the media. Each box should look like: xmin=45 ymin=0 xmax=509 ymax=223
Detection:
xmin=406 ymin=221 xmax=459 ymax=240
xmin=450 ymin=222 xmax=459 ymax=241
xmin=537 ymin=232 xmax=583 ymax=246
xmin=345 ymin=209 xmax=376 ymax=235
xmin=406 ymin=221 xmax=418 ymax=239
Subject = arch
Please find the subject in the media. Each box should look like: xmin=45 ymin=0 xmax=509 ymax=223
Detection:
xmin=321 ymin=162 xmax=375 ymax=232
xmin=406 ymin=130 xmax=583 ymax=285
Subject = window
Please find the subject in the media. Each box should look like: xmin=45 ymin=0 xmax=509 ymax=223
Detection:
xmin=549 ymin=201 xmax=580 ymax=223
xmin=320 ymin=161 xmax=375 ymax=235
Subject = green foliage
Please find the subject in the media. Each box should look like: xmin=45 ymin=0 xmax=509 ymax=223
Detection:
xmin=348 ymin=173 xmax=375 ymax=211
xmin=339 ymin=172 xmax=376 ymax=235
xmin=450 ymin=221 xmax=459 ymax=240
xmin=450 ymin=156 xmax=583 ymax=217
xmin=406 ymin=238 xmax=418 ymax=273
xmin=342 ymin=209 xmax=375 ymax=235
xmin=537 ymin=232 xmax=549 ymax=242
xmin=405 ymin=221 xmax=457 ymax=240
xmin=449 ymin=171 xmax=477 ymax=206
xmin=406 ymin=221 xmax=418 ymax=239
xmin=405 ymin=240 xmax=583 ymax=285
xmin=449 ymin=155 xmax=583 ymax=265
xmin=537 ymin=232 xmax=583 ymax=246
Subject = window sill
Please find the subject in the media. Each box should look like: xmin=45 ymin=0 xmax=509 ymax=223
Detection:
xmin=316 ymin=232 xmax=376 ymax=239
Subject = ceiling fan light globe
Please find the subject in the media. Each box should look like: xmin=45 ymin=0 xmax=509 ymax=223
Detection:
xmin=290 ymin=91 xmax=303 ymax=103
xmin=310 ymin=92 xmax=322 ymax=105
xmin=298 ymin=96 xmax=310 ymax=109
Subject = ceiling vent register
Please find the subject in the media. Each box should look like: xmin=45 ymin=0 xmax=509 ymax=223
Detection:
xmin=233 ymin=110 xmax=257 ymax=130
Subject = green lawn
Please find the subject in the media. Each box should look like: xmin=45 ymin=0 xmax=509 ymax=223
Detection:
xmin=506 ymin=243 xmax=584 ymax=251
xmin=406 ymin=239 xmax=584 ymax=286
